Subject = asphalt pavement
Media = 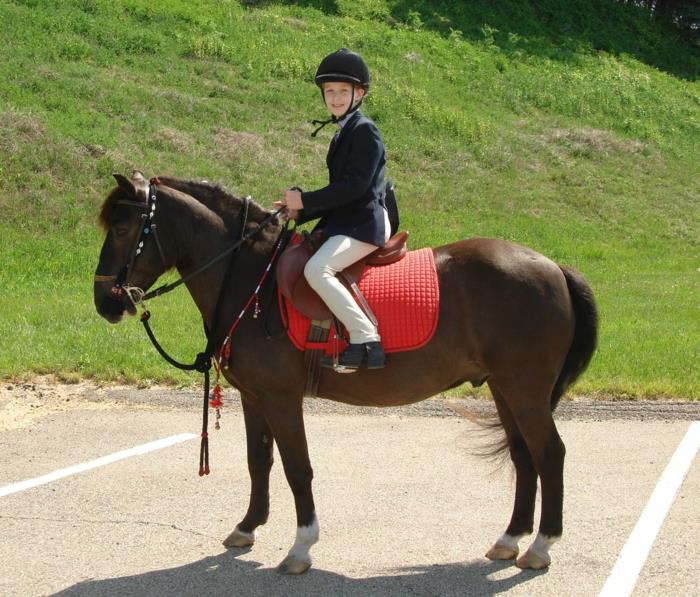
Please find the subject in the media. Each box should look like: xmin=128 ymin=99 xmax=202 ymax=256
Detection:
xmin=0 ymin=389 xmax=698 ymax=596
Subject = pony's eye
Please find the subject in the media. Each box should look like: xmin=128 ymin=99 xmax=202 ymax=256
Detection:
xmin=114 ymin=226 xmax=129 ymax=237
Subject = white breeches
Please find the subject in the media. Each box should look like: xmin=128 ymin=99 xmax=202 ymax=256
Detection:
xmin=304 ymin=211 xmax=391 ymax=344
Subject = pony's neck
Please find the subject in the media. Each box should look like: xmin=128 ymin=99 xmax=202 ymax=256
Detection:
xmin=159 ymin=188 xmax=232 ymax=330
xmin=160 ymin=186 xmax=279 ymax=337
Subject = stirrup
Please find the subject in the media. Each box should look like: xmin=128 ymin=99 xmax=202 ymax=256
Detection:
xmin=320 ymin=343 xmax=366 ymax=372
xmin=320 ymin=342 xmax=386 ymax=372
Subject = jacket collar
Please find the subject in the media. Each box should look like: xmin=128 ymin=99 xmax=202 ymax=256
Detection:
xmin=328 ymin=110 xmax=362 ymax=160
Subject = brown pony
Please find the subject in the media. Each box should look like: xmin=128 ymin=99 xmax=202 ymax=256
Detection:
xmin=94 ymin=171 xmax=597 ymax=574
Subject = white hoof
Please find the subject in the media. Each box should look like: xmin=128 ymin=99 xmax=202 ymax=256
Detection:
xmin=516 ymin=549 xmax=550 ymax=570
xmin=278 ymin=513 xmax=319 ymax=574
xmin=485 ymin=533 xmax=523 ymax=561
xmin=516 ymin=533 xmax=558 ymax=570
xmin=277 ymin=554 xmax=311 ymax=575
xmin=223 ymin=526 xmax=256 ymax=548
xmin=486 ymin=543 xmax=519 ymax=560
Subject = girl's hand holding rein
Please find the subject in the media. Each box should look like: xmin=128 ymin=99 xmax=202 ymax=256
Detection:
xmin=273 ymin=190 xmax=301 ymax=220
xmin=283 ymin=188 xmax=304 ymax=210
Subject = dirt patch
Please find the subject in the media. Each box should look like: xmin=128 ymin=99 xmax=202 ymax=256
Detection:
xmin=535 ymin=126 xmax=648 ymax=160
xmin=211 ymin=126 xmax=319 ymax=172
xmin=283 ymin=17 xmax=307 ymax=29
xmin=552 ymin=127 xmax=646 ymax=155
xmin=154 ymin=127 xmax=195 ymax=152
xmin=0 ymin=377 xmax=134 ymax=432
xmin=2 ymin=377 xmax=698 ymax=432
xmin=212 ymin=128 xmax=266 ymax=163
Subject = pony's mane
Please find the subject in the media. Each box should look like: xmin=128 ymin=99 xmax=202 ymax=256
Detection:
xmin=99 ymin=176 xmax=285 ymax=249
xmin=98 ymin=186 xmax=134 ymax=230
xmin=156 ymin=177 xmax=283 ymax=250
xmin=155 ymin=176 xmax=272 ymax=225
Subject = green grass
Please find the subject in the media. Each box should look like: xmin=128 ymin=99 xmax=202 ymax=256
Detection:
xmin=0 ymin=0 xmax=698 ymax=398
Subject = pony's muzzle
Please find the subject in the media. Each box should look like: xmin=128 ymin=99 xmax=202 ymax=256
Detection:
xmin=94 ymin=275 xmax=133 ymax=323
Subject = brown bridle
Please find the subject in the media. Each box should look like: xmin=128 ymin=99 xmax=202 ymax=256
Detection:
xmin=93 ymin=182 xmax=168 ymax=308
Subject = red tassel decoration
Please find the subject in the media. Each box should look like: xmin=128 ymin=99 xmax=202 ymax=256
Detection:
xmin=209 ymin=383 xmax=223 ymax=409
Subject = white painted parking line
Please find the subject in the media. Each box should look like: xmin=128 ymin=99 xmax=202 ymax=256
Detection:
xmin=599 ymin=421 xmax=700 ymax=597
xmin=0 ymin=433 xmax=197 ymax=498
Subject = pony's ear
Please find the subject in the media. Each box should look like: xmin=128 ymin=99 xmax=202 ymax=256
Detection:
xmin=113 ymin=173 xmax=135 ymax=195
xmin=131 ymin=170 xmax=149 ymax=200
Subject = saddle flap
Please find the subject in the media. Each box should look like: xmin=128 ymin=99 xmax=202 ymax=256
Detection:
xmin=276 ymin=240 xmax=311 ymax=300
xmin=276 ymin=236 xmax=333 ymax=320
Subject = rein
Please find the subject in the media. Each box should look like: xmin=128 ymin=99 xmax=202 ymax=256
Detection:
xmin=104 ymin=179 xmax=288 ymax=475
xmin=141 ymin=204 xmax=283 ymax=302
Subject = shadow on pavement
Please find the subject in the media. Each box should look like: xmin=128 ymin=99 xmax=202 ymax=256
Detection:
xmin=54 ymin=548 xmax=546 ymax=596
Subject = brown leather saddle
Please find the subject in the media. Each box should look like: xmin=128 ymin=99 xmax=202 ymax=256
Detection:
xmin=276 ymin=230 xmax=409 ymax=321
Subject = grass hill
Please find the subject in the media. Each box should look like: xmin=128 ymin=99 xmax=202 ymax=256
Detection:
xmin=0 ymin=0 xmax=698 ymax=397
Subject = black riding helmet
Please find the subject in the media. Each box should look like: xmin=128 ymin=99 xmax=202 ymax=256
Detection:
xmin=311 ymin=49 xmax=370 ymax=136
xmin=315 ymin=48 xmax=371 ymax=90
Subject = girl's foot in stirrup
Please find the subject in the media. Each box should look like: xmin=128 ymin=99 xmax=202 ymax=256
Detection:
xmin=320 ymin=342 xmax=386 ymax=371
xmin=320 ymin=343 xmax=366 ymax=371
xmin=365 ymin=341 xmax=386 ymax=369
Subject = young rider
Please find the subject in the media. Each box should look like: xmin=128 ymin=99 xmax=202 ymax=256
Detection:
xmin=275 ymin=49 xmax=390 ymax=371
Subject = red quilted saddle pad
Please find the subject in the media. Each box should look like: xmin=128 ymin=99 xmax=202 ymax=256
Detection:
xmin=279 ymin=247 xmax=439 ymax=354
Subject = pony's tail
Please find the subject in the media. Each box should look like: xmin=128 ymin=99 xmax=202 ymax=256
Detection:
xmin=550 ymin=265 xmax=599 ymax=411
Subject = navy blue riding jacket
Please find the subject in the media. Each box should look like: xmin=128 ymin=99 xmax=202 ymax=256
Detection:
xmin=297 ymin=110 xmax=387 ymax=247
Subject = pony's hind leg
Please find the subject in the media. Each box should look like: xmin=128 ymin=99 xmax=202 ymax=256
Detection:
xmin=515 ymin=414 xmax=565 ymax=570
xmin=487 ymin=382 xmax=566 ymax=570
xmin=224 ymin=396 xmax=274 ymax=548
xmin=485 ymin=387 xmax=537 ymax=561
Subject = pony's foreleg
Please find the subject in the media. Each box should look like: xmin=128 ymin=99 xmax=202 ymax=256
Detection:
xmin=264 ymin=397 xmax=318 ymax=575
xmin=485 ymin=388 xmax=537 ymax=561
xmin=223 ymin=396 xmax=274 ymax=549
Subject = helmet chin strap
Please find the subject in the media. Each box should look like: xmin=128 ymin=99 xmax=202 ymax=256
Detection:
xmin=311 ymin=86 xmax=363 ymax=137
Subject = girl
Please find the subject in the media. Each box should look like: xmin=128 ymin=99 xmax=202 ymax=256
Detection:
xmin=276 ymin=49 xmax=390 ymax=371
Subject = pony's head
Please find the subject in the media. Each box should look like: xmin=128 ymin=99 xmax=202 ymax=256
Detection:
xmin=94 ymin=171 xmax=280 ymax=325
xmin=94 ymin=170 xmax=173 ymax=323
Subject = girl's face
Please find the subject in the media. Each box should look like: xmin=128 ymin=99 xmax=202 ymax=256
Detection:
xmin=322 ymin=81 xmax=365 ymax=119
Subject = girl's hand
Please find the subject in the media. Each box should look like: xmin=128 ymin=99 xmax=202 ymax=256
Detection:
xmin=283 ymin=189 xmax=304 ymax=210
xmin=273 ymin=200 xmax=298 ymax=220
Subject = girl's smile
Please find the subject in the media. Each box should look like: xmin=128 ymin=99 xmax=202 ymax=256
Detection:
xmin=322 ymin=81 xmax=365 ymax=119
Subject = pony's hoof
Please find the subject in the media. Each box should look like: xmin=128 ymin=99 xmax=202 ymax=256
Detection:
xmin=223 ymin=526 xmax=256 ymax=548
xmin=485 ymin=543 xmax=519 ymax=561
xmin=277 ymin=554 xmax=311 ymax=575
xmin=516 ymin=548 xmax=551 ymax=570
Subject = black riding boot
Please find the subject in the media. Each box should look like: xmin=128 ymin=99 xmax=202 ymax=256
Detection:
xmin=365 ymin=341 xmax=386 ymax=369
xmin=320 ymin=342 xmax=386 ymax=371
xmin=320 ymin=343 xmax=366 ymax=371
